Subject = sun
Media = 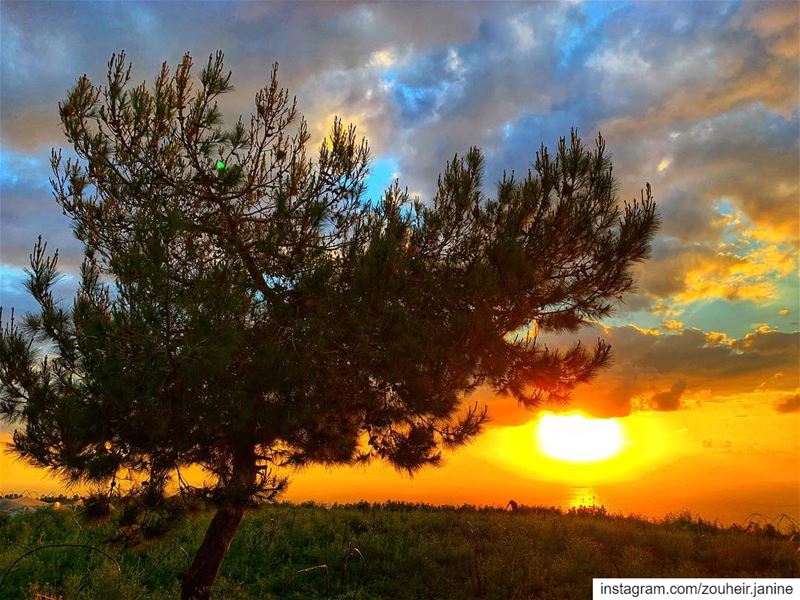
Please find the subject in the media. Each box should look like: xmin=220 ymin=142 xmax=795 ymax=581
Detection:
xmin=536 ymin=413 xmax=624 ymax=463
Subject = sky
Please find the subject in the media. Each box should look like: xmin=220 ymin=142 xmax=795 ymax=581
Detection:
xmin=0 ymin=0 xmax=798 ymax=524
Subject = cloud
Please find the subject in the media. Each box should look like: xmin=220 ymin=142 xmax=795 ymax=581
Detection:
xmin=650 ymin=381 xmax=688 ymax=411
xmin=627 ymin=216 xmax=798 ymax=310
xmin=603 ymin=107 xmax=798 ymax=304
xmin=0 ymin=149 xmax=82 ymax=268
xmin=598 ymin=1 xmax=799 ymax=133
xmin=665 ymin=107 xmax=799 ymax=245
xmin=481 ymin=320 xmax=799 ymax=424
xmin=737 ymin=0 xmax=799 ymax=61
xmin=538 ymin=323 xmax=799 ymax=418
xmin=701 ymin=439 xmax=732 ymax=450
xmin=657 ymin=189 xmax=727 ymax=244
xmin=0 ymin=109 xmax=63 ymax=153
xmin=774 ymin=393 xmax=800 ymax=413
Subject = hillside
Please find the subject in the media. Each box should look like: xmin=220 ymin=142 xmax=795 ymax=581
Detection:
xmin=0 ymin=502 xmax=797 ymax=599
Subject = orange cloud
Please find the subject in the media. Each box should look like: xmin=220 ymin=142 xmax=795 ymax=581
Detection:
xmin=636 ymin=238 xmax=797 ymax=307
xmin=774 ymin=393 xmax=800 ymax=413
xmin=630 ymin=324 xmax=661 ymax=336
xmin=704 ymin=331 xmax=734 ymax=346
xmin=470 ymin=321 xmax=800 ymax=425
xmin=738 ymin=0 xmax=800 ymax=60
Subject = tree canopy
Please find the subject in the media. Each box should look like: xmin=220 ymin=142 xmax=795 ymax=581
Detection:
xmin=0 ymin=51 xmax=658 ymax=599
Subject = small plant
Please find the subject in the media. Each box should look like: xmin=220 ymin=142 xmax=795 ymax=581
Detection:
xmin=567 ymin=504 xmax=609 ymax=519
xmin=81 ymin=493 xmax=113 ymax=521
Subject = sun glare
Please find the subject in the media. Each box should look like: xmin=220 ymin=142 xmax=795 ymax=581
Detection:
xmin=537 ymin=413 xmax=624 ymax=463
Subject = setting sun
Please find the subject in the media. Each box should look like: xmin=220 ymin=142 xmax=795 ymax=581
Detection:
xmin=537 ymin=413 xmax=624 ymax=463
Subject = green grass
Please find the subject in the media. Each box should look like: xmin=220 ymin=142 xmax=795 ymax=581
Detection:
xmin=1 ymin=502 xmax=797 ymax=599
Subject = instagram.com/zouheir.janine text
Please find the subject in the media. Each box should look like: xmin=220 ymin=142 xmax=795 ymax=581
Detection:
xmin=593 ymin=578 xmax=798 ymax=599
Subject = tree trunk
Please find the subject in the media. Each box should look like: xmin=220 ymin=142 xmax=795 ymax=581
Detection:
xmin=179 ymin=451 xmax=256 ymax=600
xmin=179 ymin=504 xmax=246 ymax=599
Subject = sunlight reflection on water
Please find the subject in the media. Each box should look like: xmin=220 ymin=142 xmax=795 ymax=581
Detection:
xmin=569 ymin=486 xmax=601 ymax=508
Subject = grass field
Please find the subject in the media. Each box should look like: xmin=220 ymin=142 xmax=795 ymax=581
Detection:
xmin=1 ymin=501 xmax=797 ymax=599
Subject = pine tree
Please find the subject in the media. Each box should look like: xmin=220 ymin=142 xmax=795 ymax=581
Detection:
xmin=0 ymin=51 xmax=658 ymax=599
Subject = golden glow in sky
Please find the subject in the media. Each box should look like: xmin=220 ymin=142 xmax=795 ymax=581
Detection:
xmin=537 ymin=413 xmax=624 ymax=463
xmin=481 ymin=410 xmax=674 ymax=486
